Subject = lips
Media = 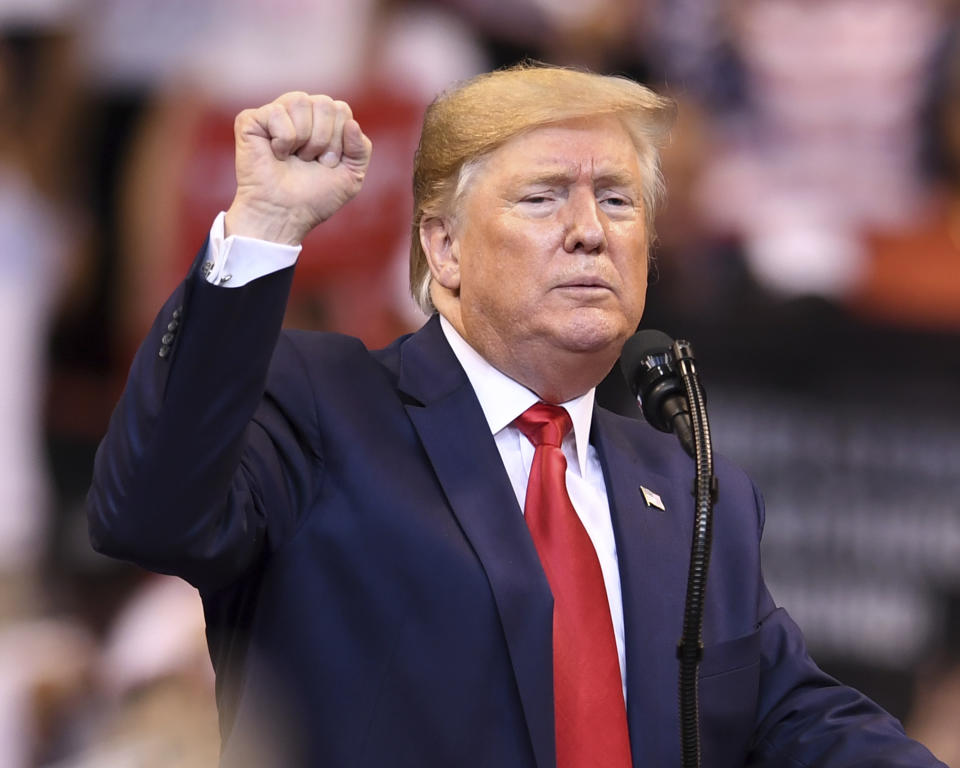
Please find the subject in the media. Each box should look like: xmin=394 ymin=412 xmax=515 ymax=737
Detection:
xmin=556 ymin=275 xmax=614 ymax=291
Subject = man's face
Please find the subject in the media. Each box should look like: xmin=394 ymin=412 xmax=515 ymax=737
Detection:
xmin=449 ymin=116 xmax=649 ymax=378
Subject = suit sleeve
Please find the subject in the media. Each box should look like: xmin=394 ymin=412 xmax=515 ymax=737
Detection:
xmin=87 ymin=247 xmax=322 ymax=594
xmin=746 ymin=487 xmax=947 ymax=767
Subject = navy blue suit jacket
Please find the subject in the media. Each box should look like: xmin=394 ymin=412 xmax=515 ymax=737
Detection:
xmin=87 ymin=258 xmax=945 ymax=767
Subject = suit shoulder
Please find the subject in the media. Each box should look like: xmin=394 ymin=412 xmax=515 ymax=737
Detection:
xmin=595 ymin=407 xmax=761 ymax=509
xmin=279 ymin=329 xmax=369 ymax=363
xmin=270 ymin=328 xmax=412 ymax=396
xmin=280 ymin=328 xmax=409 ymax=364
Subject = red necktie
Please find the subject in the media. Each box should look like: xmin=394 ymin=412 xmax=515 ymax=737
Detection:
xmin=514 ymin=403 xmax=633 ymax=768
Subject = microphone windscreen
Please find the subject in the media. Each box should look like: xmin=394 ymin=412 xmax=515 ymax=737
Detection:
xmin=619 ymin=329 xmax=675 ymax=395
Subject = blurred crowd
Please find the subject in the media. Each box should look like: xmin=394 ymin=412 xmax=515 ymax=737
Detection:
xmin=0 ymin=0 xmax=958 ymax=765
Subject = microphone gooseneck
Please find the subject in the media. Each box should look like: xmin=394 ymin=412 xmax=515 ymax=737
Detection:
xmin=620 ymin=330 xmax=717 ymax=768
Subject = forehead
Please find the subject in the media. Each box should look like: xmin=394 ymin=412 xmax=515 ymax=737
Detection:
xmin=478 ymin=115 xmax=644 ymax=186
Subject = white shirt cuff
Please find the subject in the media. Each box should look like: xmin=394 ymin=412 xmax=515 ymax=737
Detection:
xmin=201 ymin=211 xmax=302 ymax=287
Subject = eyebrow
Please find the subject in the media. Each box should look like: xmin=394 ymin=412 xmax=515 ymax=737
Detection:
xmin=510 ymin=165 xmax=639 ymax=190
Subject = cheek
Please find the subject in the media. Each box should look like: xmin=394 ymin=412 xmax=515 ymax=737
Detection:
xmin=634 ymin=260 xmax=649 ymax=294
xmin=629 ymin=287 xmax=647 ymax=324
xmin=618 ymin=250 xmax=649 ymax=316
xmin=632 ymin=267 xmax=649 ymax=312
xmin=493 ymin=215 xmax=560 ymax=253
xmin=477 ymin=233 xmax=548 ymax=294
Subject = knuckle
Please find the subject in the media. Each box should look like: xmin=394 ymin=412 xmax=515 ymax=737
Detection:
xmin=234 ymin=107 xmax=255 ymax=132
xmin=311 ymin=95 xmax=335 ymax=117
xmin=279 ymin=90 xmax=309 ymax=103
xmin=264 ymin=102 xmax=285 ymax=121
xmin=332 ymin=100 xmax=353 ymax=120
xmin=278 ymin=91 xmax=312 ymax=119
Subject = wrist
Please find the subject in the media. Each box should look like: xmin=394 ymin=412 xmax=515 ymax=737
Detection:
xmin=224 ymin=198 xmax=311 ymax=246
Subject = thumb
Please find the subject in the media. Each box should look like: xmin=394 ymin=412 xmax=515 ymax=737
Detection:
xmin=341 ymin=119 xmax=372 ymax=167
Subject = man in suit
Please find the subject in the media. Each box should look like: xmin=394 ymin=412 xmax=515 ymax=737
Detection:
xmin=87 ymin=65 xmax=946 ymax=767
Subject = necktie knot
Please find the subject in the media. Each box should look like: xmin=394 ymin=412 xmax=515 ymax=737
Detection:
xmin=514 ymin=402 xmax=572 ymax=449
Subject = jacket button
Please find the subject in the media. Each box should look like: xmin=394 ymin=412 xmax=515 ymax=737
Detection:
xmin=158 ymin=346 xmax=170 ymax=359
xmin=173 ymin=307 xmax=183 ymax=320
xmin=167 ymin=320 xmax=179 ymax=332
xmin=161 ymin=332 xmax=175 ymax=345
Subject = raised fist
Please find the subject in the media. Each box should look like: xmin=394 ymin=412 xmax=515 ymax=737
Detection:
xmin=224 ymin=92 xmax=373 ymax=245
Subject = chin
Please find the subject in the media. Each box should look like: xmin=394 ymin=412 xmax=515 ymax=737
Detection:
xmin=554 ymin=312 xmax=630 ymax=355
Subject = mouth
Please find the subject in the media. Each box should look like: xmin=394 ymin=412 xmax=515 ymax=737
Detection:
xmin=556 ymin=276 xmax=614 ymax=291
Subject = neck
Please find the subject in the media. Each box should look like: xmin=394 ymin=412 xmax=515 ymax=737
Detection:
xmin=437 ymin=302 xmax=618 ymax=404
xmin=497 ymin=348 xmax=615 ymax=403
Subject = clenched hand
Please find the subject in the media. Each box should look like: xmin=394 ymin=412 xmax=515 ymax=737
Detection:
xmin=225 ymin=92 xmax=373 ymax=245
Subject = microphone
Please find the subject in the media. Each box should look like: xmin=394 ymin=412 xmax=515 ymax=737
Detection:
xmin=619 ymin=330 xmax=695 ymax=458
xmin=622 ymin=330 xmax=716 ymax=768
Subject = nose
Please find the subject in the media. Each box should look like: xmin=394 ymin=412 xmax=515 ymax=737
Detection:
xmin=563 ymin=189 xmax=606 ymax=254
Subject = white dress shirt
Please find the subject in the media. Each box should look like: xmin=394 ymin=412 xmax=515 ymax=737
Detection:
xmin=438 ymin=316 xmax=626 ymax=697
xmin=201 ymin=213 xmax=628 ymax=697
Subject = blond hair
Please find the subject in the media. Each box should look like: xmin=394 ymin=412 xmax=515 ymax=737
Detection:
xmin=410 ymin=62 xmax=676 ymax=314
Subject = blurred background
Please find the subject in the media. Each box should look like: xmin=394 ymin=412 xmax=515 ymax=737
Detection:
xmin=0 ymin=0 xmax=958 ymax=764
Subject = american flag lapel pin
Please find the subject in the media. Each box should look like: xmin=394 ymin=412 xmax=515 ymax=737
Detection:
xmin=640 ymin=485 xmax=666 ymax=511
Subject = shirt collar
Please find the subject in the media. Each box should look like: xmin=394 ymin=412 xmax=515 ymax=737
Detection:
xmin=439 ymin=314 xmax=595 ymax=476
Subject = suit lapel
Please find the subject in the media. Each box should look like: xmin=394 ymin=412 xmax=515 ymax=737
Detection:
xmin=592 ymin=408 xmax=694 ymax=765
xmin=398 ymin=317 xmax=556 ymax=768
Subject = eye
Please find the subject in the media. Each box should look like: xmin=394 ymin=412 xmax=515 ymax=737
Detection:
xmin=521 ymin=194 xmax=555 ymax=204
xmin=599 ymin=194 xmax=631 ymax=207
xmin=599 ymin=193 xmax=637 ymax=216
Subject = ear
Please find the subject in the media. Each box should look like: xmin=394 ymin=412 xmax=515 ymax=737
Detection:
xmin=419 ymin=216 xmax=461 ymax=292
